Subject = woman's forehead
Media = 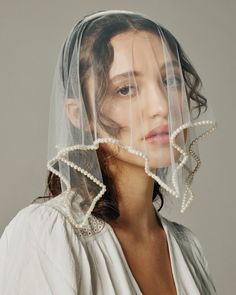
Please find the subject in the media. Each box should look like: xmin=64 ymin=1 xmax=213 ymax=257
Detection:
xmin=109 ymin=30 xmax=174 ymax=78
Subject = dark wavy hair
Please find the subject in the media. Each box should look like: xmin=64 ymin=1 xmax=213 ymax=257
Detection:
xmin=32 ymin=12 xmax=207 ymax=223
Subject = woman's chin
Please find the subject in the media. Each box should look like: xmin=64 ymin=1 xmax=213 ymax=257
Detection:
xmin=146 ymin=149 xmax=181 ymax=170
xmin=147 ymin=158 xmax=171 ymax=170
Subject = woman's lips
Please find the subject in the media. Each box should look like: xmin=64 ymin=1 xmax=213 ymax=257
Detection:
xmin=144 ymin=124 xmax=169 ymax=140
xmin=145 ymin=133 xmax=169 ymax=144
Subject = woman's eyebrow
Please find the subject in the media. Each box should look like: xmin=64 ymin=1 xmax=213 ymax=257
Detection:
xmin=110 ymin=71 xmax=143 ymax=83
xmin=161 ymin=60 xmax=180 ymax=72
xmin=110 ymin=60 xmax=180 ymax=82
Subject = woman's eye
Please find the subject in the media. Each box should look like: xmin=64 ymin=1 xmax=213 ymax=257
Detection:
xmin=163 ymin=76 xmax=181 ymax=88
xmin=117 ymin=85 xmax=137 ymax=97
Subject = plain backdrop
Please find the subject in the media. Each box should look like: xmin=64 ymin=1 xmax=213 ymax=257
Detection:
xmin=0 ymin=0 xmax=235 ymax=293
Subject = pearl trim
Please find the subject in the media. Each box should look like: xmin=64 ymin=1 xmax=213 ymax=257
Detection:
xmin=180 ymin=120 xmax=217 ymax=212
xmin=47 ymin=120 xmax=217 ymax=230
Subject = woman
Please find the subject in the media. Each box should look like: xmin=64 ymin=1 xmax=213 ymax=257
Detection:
xmin=0 ymin=9 xmax=217 ymax=294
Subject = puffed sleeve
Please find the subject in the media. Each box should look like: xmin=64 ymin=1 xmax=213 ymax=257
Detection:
xmin=0 ymin=203 xmax=81 ymax=295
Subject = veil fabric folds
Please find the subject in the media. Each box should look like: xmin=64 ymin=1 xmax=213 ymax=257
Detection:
xmin=47 ymin=10 xmax=217 ymax=228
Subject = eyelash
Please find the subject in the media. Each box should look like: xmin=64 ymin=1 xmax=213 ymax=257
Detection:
xmin=116 ymin=85 xmax=137 ymax=97
xmin=162 ymin=76 xmax=182 ymax=87
xmin=115 ymin=75 xmax=182 ymax=97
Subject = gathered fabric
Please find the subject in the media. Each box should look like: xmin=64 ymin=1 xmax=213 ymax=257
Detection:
xmin=0 ymin=194 xmax=217 ymax=295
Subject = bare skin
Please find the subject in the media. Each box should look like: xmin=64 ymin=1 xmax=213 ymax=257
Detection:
xmin=109 ymin=221 xmax=177 ymax=295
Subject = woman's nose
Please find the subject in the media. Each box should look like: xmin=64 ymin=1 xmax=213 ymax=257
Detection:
xmin=143 ymin=83 xmax=169 ymax=119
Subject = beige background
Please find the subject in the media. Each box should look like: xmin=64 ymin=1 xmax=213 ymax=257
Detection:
xmin=0 ymin=0 xmax=235 ymax=293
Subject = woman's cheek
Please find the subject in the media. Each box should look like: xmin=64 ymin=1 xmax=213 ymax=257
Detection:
xmin=104 ymin=103 xmax=130 ymax=126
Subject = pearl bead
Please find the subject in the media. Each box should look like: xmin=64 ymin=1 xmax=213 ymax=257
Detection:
xmin=48 ymin=120 xmax=217 ymax=222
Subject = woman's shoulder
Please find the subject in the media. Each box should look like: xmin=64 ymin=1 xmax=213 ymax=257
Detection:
xmin=158 ymin=214 xmax=210 ymax=270
xmin=0 ymin=195 xmax=79 ymax=252
xmin=0 ymin=199 xmax=81 ymax=294
xmin=160 ymin=214 xmax=203 ymax=246
xmin=1 ymin=192 xmax=106 ymax=245
xmin=3 ymin=198 xmax=63 ymax=231
xmin=5 ymin=191 xmax=75 ymax=227
xmin=161 ymin=215 xmax=208 ymax=259
xmin=159 ymin=214 xmax=217 ymax=294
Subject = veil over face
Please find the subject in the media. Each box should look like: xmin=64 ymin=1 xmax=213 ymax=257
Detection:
xmin=47 ymin=10 xmax=217 ymax=227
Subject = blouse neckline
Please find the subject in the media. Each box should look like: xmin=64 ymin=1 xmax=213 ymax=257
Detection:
xmin=104 ymin=209 xmax=180 ymax=295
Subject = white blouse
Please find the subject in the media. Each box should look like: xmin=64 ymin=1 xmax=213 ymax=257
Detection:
xmin=0 ymin=193 xmax=217 ymax=295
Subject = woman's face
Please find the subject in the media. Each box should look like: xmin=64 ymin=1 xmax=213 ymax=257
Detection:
xmin=92 ymin=30 xmax=184 ymax=170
